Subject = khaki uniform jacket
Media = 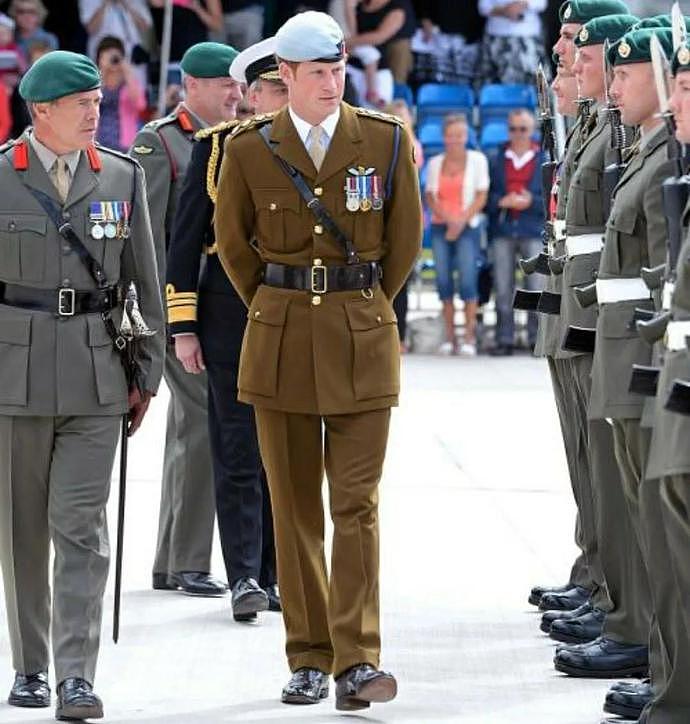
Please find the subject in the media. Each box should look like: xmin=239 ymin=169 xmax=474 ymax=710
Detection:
xmin=557 ymin=107 xmax=611 ymax=359
xmin=130 ymin=104 xmax=202 ymax=280
xmin=646 ymin=202 xmax=690 ymax=479
xmin=535 ymin=117 xmax=582 ymax=358
xmin=214 ymin=103 xmax=423 ymax=415
xmin=0 ymin=133 xmax=164 ymax=416
xmin=589 ymin=125 xmax=673 ymax=420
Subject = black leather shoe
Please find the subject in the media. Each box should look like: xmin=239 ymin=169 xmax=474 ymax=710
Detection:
xmin=152 ymin=573 xmax=176 ymax=591
xmin=554 ymin=637 xmax=648 ymax=678
xmin=169 ymin=571 xmax=227 ymax=597
xmin=529 ymin=582 xmax=574 ymax=607
xmin=8 ymin=671 xmax=50 ymax=708
xmin=335 ymin=664 xmax=397 ymax=711
xmin=489 ymin=344 xmax=513 ymax=357
xmin=281 ymin=668 xmax=329 ymax=704
xmin=540 ymin=601 xmax=592 ymax=633
xmin=609 ymin=678 xmax=650 ymax=693
xmin=550 ymin=606 xmax=605 ymax=644
xmin=264 ymin=584 xmax=281 ymax=612
xmin=604 ymin=679 xmax=652 ymax=719
xmin=56 ymin=678 xmax=103 ymax=721
xmin=231 ymin=577 xmax=268 ymax=621
xmin=540 ymin=585 xmax=590 ymax=611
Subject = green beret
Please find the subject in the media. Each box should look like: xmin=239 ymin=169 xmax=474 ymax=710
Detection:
xmin=19 ymin=50 xmax=100 ymax=102
xmin=180 ymin=42 xmax=239 ymax=79
xmin=634 ymin=14 xmax=690 ymax=30
xmin=574 ymin=14 xmax=639 ymax=47
xmin=559 ymin=0 xmax=630 ymax=24
xmin=609 ymin=28 xmax=674 ymax=66
xmin=672 ymin=42 xmax=690 ymax=74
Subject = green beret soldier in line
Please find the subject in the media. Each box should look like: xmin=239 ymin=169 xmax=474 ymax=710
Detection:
xmin=166 ymin=37 xmax=288 ymax=622
xmin=214 ymin=10 xmax=422 ymax=711
xmin=530 ymin=0 xmax=629 ymax=620
xmin=0 ymin=51 xmax=164 ymax=719
xmin=578 ymin=28 xmax=676 ymax=722
xmin=130 ymin=42 xmax=240 ymax=598
xmin=550 ymin=13 xmax=657 ymax=678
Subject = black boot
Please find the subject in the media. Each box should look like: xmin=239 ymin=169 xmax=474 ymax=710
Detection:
xmin=335 ymin=664 xmax=397 ymax=711
xmin=8 ymin=671 xmax=50 ymax=708
xmin=529 ymin=582 xmax=574 ymax=607
xmin=539 ymin=585 xmax=590 ymax=611
xmin=554 ymin=638 xmax=649 ymax=678
xmin=604 ymin=679 xmax=652 ymax=719
xmin=168 ymin=571 xmax=227 ymax=596
xmin=231 ymin=576 xmax=268 ymax=621
xmin=549 ymin=606 xmax=605 ymax=644
xmin=281 ymin=668 xmax=329 ymax=704
xmin=264 ymin=583 xmax=281 ymax=612
xmin=540 ymin=601 xmax=592 ymax=633
xmin=56 ymin=678 xmax=103 ymax=721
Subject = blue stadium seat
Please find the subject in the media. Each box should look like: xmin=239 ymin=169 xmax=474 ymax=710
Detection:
xmin=479 ymin=84 xmax=537 ymax=124
xmin=416 ymin=83 xmax=475 ymax=124
xmin=418 ymin=120 xmax=478 ymax=156
xmin=480 ymin=121 xmax=509 ymax=150
xmin=393 ymin=82 xmax=414 ymax=107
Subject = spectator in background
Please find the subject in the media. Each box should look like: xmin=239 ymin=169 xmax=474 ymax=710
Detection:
xmin=425 ymin=113 xmax=489 ymax=356
xmin=0 ymin=12 xmax=23 ymax=84
xmin=79 ymin=0 xmax=152 ymax=72
xmin=487 ymin=108 xmax=544 ymax=355
xmin=478 ymin=0 xmax=547 ymax=85
xmin=149 ymin=0 xmax=223 ymax=62
xmin=222 ymin=0 xmax=265 ymax=50
xmin=96 ymin=34 xmax=146 ymax=151
xmin=347 ymin=0 xmax=417 ymax=85
xmin=8 ymin=0 xmax=57 ymax=60
xmin=387 ymin=98 xmax=422 ymax=350
xmin=0 ymin=80 xmax=10 ymax=142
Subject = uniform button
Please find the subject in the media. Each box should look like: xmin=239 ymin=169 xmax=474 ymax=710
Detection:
xmin=62 ymin=279 xmax=70 ymax=286
xmin=313 ymin=258 xmax=322 ymax=266
xmin=311 ymin=295 xmax=321 ymax=306
xmin=314 ymin=187 xmax=323 ymax=196
xmin=62 ymin=244 xmax=71 ymax=253
xmin=376 ymin=315 xmax=382 ymax=323
xmin=254 ymin=310 xmax=261 ymax=318
xmin=8 ymin=221 xmax=15 ymax=230
xmin=62 ymin=211 xmax=71 ymax=220
xmin=269 ymin=202 xmax=277 ymax=211
xmin=314 ymin=224 xmax=323 ymax=234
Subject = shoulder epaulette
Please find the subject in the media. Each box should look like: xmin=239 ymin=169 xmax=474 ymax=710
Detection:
xmin=96 ymin=143 xmax=138 ymax=166
xmin=143 ymin=112 xmax=177 ymax=132
xmin=195 ymin=119 xmax=239 ymax=141
xmin=355 ymin=106 xmax=404 ymax=127
xmin=230 ymin=112 xmax=278 ymax=139
xmin=0 ymin=139 xmax=16 ymax=155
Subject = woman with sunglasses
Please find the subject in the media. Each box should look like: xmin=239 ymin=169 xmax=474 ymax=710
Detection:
xmin=8 ymin=0 xmax=57 ymax=62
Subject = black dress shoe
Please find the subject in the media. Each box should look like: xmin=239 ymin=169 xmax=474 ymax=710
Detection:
xmin=335 ymin=664 xmax=397 ymax=711
xmin=8 ymin=671 xmax=50 ymax=708
xmin=554 ymin=637 xmax=649 ymax=678
xmin=231 ymin=577 xmax=268 ymax=621
xmin=609 ymin=678 xmax=650 ymax=693
xmin=604 ymin=679 xmax=652 ymax=719
xmin=529 ymin=582 xmax=574 ymax=607
xmin=489 ymin=344 xmax=513 ymax=357
xmin=152 ymin=573 xmax=176 ymax=591
xmin=56 ymin=678 xmax=103 ymax=721
xmin=281 ymin=668 xmax=329 ymax=704
xmin=550 ymin=606 xmax=605 ymax=644
xmin=264 ymin=584 xmax=281 ymax=612
xmin=169 ymin=571 xmax=227 ymax=597
xmin=540 ymin=601 xmax=592 ymax=633
xmin=539 ymin=585 xmax=590 ymax=611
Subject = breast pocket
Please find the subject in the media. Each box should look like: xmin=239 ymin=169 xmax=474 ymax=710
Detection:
xmin=0 ymin=214 xmax=47 ymax=283
xmin=570 ymin=167 xmax=603 ymax=227
xmin=337 ymin=196 xmax=383 ymax=254
xmin=606 ymin=207 xmax=640 ymax=276
xmin=253 ymin=189 xmax=302 ymax=253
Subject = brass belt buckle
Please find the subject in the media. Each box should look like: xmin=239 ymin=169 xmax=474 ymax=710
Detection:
xmin=311 ymin=265 xmax=327 ymax=294
xmin=57 ymin=287 xmax=76 ymax=316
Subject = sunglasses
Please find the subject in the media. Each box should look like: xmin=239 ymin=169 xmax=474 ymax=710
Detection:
xmin=509 ymin=126 xmax=529 ymax=132
xmin=16 ymin=8 xmax=39 ymax=14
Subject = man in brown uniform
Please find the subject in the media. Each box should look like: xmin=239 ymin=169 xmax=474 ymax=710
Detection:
xmin=214 ymin=10 xmax=422 ymax=712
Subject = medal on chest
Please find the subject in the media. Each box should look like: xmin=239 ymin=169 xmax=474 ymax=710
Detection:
xmin=345 ymin=166 xmax=383 ymax=213
xmin=89 ymin=201 xmax=132 ymax=240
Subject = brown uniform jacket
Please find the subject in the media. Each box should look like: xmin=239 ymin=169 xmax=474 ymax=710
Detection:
xmin=214 ymin=102 xmax=422 ymax=415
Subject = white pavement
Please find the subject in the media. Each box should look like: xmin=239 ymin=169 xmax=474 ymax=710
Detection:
xmin=0 ymin=354 xmax=617 ymax=723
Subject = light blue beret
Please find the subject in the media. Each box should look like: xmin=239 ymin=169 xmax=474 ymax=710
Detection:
xmin=275 ymin=11 xmax=345 ymax=63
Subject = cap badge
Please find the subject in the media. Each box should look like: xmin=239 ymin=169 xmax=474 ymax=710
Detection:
xmin=579 ymin=27 xmax=589 ymax=42
xmin=564 ymin=4 xmax=572 ymax=19
xmin=679 ymin=46 xmax=690 ymax=66
xmin=618 ymin=41 xmax=631 ymax=58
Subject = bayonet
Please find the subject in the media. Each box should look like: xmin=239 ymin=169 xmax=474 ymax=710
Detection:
xmin=601 ymin=39 xmax=628 ymax=217
xmin=672 ymin=1 xmax=687 ymax=51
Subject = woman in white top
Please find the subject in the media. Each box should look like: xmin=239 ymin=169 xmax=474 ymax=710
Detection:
xmin=425 ymin=114 xmax=489 ymax=355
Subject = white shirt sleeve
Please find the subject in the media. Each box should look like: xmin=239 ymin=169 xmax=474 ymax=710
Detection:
xmin=475 ymin=152 xmax=490 ymax=192
xmin=78 ymin=0 xmax=99 ymax=24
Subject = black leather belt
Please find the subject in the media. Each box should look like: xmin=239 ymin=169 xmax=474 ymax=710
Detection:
xmin=264 ymin=261 xmax=382 ymax=294
xmin=0 ymin=282 xmax=119 ymax=316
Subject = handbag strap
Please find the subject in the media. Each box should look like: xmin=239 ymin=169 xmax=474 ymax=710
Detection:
xmin=258 ymin=124 xmax=360 ymax=265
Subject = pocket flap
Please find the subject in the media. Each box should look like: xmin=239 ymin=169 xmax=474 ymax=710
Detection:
xmin=346 ymin=300 xmax=397 ymax=331
xmin=252 ymin=188 xmax=300 ymax=213
xmin=574 ymin=169 xmax=600 ymax=191
xmin=0 ymin=316 xmax=31 ymax=345
xmin=568 ymin=255 xmax=600 ymax=287
xmin=247 ymin=293 xmax=289 ymax=327
xmin=87 ymin=315 xmax=113 ymax=347
xmin=608 ymin=208 xmax=638 ymax=235
xmin=600 ymin=301 xmax=652 ymax=339
xmin=0 ymin=214 xmax=47 ymax=234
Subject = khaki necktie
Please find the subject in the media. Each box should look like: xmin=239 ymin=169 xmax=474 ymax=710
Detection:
xmin=51 ymin=157 xmax=70 ymax=203
xmin=307 ymin=125 xmax=326 ymax=172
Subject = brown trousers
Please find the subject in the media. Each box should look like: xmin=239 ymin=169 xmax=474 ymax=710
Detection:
xmin=254 ymin=407 xmax=390 ymax=677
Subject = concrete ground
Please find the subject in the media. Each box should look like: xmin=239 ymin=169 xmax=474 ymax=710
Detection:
xmin=0 ymin=353 xmax=618 ymax=723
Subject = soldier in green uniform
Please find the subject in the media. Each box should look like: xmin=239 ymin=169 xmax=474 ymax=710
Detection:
xmin=0 ymin=51 xmax=164 ymax=720
xmin=214 ymin=11 xmax=422 ymax=711
xmin=130 ymin=42 xmax=240 ymax=597
xmin=551 ymin=14 xmax=655 ymax=678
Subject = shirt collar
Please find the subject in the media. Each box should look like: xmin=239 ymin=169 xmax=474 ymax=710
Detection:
xmin=28 ymin=131 xmax=81 ymax=176
xmin=505 ymin=146 xmax=536 ymax=169
xmin=288 ymin=106 xmax=341 ymax=147
xmin=181 ymin=102 xmax=208 ymax=130
xmin=639 ymin=122 xmax=664 ymax=152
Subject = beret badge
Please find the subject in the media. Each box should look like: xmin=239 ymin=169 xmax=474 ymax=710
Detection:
xmin=564 ymin=4 xmax=572 ymax=19
xmin=579 ymin=27 xmax=589 ymax=42
xmin=618 ymin=40 xmax=631 ymax=58
xmin=679 ymin=46 xmax=690 ymax=66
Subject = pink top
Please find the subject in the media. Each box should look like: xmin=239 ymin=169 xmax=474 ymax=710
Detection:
xmin=432 ymin=170 xmax=464 ymax=224
xmin=117 ymin=83 xmax=147 ymax=150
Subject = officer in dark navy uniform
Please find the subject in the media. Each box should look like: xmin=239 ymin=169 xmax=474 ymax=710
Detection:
xmin=165 ymin=37 xmax=288 ymax=622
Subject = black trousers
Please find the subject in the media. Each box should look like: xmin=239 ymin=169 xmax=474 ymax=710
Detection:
xmin=205 ymin=360 xmax=276 ymax=588
xmin=392 ymin=276 xmax=409 ymax=343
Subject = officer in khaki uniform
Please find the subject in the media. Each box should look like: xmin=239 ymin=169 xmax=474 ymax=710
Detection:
xmin=552 ymin=14 xmax=655 ymax=678
xmin=130 ymin=42 xmax=240 ymax=596
xmin=214 ymin=11 xmax=422 ymax=711
xmin=635 ymin=41 xmax=690 ymax=724
xmin=0 ymin=52 xmax=164 ymax=719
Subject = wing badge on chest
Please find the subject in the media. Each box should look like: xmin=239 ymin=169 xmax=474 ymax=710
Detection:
xmin=345 ymin=166 xmax=383 ymax=212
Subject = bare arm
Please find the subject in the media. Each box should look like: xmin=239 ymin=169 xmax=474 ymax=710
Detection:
xmin=84 ymin=0 xmax=109 ymax=34
xmin=191 ymin=0 xmax=223 ymax=32
xmin=348 ymin=9 xmax=404 ymax=47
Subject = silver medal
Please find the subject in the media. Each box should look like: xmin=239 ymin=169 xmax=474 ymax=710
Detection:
xmin=91 ymin=223 xmax=105 ymax=240
xmin=104 ymin=222 xmax=117 ymax=239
